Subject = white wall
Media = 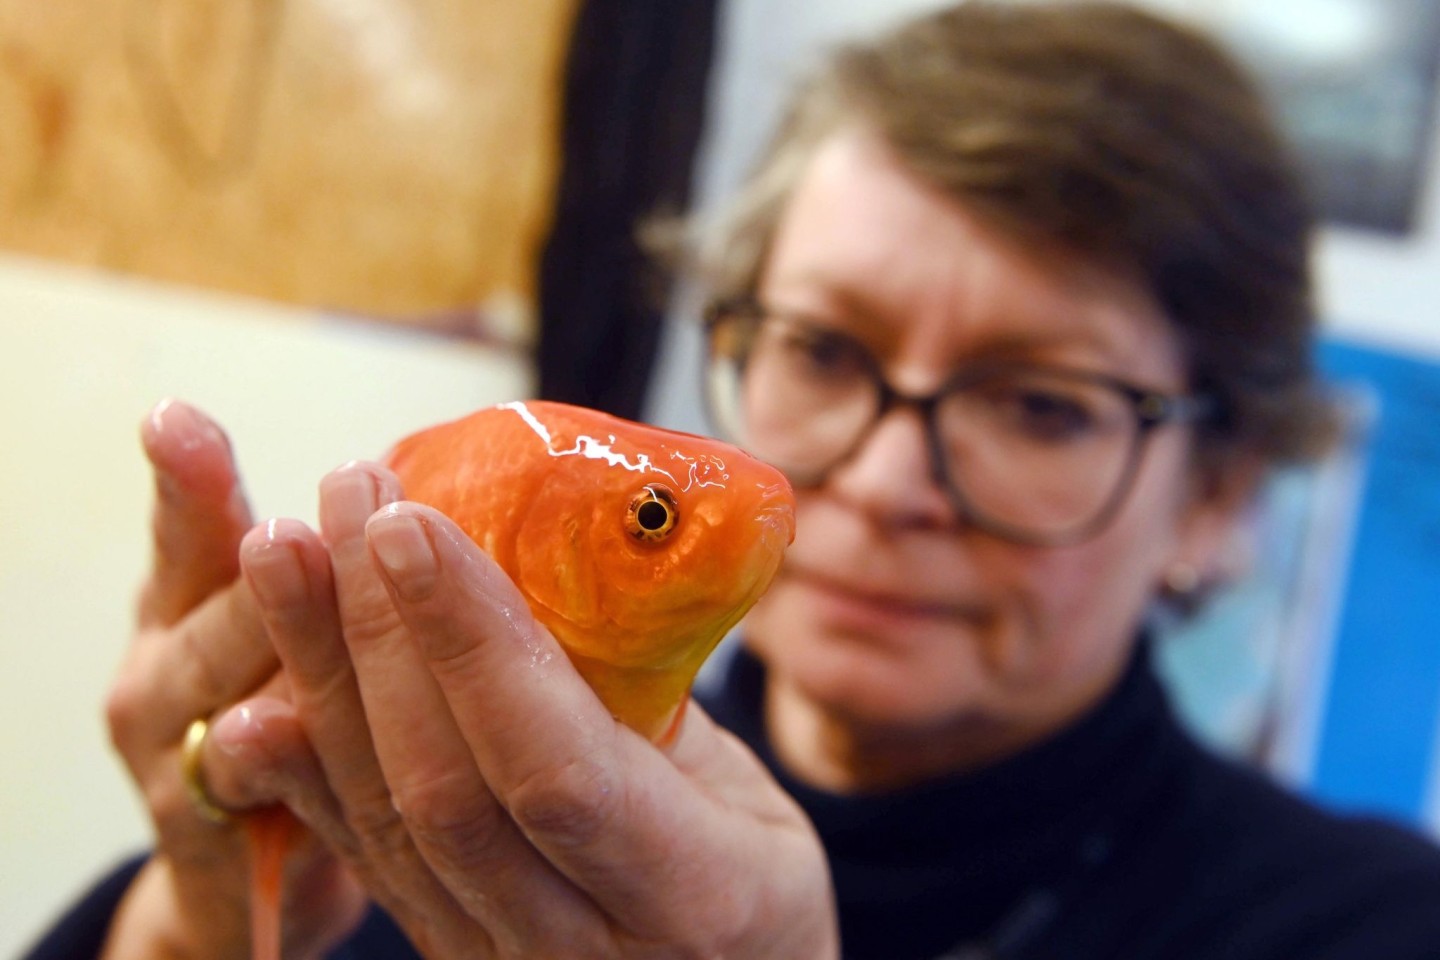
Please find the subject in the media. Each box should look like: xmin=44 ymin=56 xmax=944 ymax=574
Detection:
xmin=0 ymin=256 xmax=530 ymax=956
xmin=1320 ymin=222 xmax=1440 ymax=360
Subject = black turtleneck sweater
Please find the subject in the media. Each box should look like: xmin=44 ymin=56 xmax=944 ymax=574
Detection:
xmin=704 ymin=642 xmax=1440 ymax=960
xmin=23 ymin=643 xmax=1440 ymax=960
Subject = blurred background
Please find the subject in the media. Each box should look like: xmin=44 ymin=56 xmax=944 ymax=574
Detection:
xmin=3 ymin=0 xmax=1439 ymax=953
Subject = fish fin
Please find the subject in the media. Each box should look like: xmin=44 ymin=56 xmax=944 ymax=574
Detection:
xmin=245 ymin=806 xmax=302 ymax=960
xmin=654 ymin=696 xmax=689 ymax=748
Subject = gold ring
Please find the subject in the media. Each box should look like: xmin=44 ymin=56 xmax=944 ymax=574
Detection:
xmin=181 ymin=717 xmax=233 ymax=824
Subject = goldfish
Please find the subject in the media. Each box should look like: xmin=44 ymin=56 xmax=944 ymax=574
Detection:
xmin=246 ymin=399 xmax=795 ymax=960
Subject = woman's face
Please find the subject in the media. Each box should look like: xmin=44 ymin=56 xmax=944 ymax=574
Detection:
xmin=742 ymin=130 xmax=1244 ymax=745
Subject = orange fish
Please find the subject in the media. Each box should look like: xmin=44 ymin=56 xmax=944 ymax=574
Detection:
xmin=246 ymin=399 xmax=795 ymax=959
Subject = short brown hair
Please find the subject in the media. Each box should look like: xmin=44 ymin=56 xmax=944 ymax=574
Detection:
xmin=690 ymin=1 xmax=1335 ymax=467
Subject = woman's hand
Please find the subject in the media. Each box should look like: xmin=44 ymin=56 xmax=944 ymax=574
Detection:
xmin=240 ymin=459 xmax=839 ymax=959
xmin=101 ymin=400 xmax=366 ymax=960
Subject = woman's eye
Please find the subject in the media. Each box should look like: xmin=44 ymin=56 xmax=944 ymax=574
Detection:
xmin=777 ymin=327 xmax=867 ymax=380
xmin=997 ymin=389 xmax=1099 ymax=440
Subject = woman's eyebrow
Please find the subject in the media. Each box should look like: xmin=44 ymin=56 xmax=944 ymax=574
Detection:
xmin=958 ymin=327 xmax=1130 ymax=362
xmin=761 ymin=274 xmax=1163 ymax=371
xmin=759 ymin=279 xmax=883 ymax=318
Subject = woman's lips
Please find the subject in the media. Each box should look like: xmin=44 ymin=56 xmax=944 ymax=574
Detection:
xmin=779 ymin=564 xmax=974 ymax=633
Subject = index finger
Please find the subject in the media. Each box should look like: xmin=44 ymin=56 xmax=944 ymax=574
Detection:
xmin=366 ymin=503 xmax=619 ymax=798
xmin=137 ymin=399 xmax=253 ymax=628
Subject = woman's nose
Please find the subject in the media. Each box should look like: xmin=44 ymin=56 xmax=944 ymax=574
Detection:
xmin=823 ymin=406 xmax=958 ymax=529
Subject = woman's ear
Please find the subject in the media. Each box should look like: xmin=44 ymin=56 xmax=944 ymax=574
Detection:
xmin=1166 ymin=452 xmax=1268 ymax=601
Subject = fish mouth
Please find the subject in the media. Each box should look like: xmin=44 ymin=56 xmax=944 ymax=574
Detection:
xmin=749 ymin=488 xmax=796 ymax=612
xmin=757 ymin=482 xmax=797 ymax=547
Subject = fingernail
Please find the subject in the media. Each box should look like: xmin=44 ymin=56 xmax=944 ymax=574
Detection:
xmin=324 ymin=463 xmax=382 ymax=515
xmin=213 ymin=705 xmax=263 ymax=758
xmin=244 ymin=520 xmax=310 ymax=608
xmin=148 ymin=398 xmax=227 ymax=454
xmin=368 ymin=506 xmax=439 ymax=602
xmin=146 ymin=397 xmax=178 ymax=435
xmin=212 ymin=706 xmax=277 ymax=793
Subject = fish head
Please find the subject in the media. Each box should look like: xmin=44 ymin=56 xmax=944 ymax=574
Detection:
xmin=386 ymin=400 xmax=795 ymax=740
xmin=511 ymin=421 xmax=796 ymax=674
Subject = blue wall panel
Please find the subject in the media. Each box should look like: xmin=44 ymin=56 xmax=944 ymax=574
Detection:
xmin=1311 ymin=338 xmax=1440 ymax=823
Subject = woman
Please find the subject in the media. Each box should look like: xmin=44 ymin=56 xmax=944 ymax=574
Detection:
xmin=29 ymin=3 xmax=1440 ymax=959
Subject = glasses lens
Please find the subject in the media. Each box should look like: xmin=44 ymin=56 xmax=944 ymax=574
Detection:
xmin=707 ymin=312 xmax=878 ymax=480
xmin=936 ymin=368 xmax=1142 ymax=536
xmin=708 ymin=307 xmax=1155 ymax=543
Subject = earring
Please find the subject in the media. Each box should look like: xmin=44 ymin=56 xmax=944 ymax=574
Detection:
xmin=1163 ymin=561 xmax=1201 ymax=596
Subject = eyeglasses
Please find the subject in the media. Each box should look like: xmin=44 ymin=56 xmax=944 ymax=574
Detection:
xmin=703 ymin=299 xmax=1215 ymax=545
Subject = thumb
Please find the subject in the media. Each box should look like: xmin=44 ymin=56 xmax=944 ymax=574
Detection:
xmin=138 ymin=399 xmax=254 ymax=628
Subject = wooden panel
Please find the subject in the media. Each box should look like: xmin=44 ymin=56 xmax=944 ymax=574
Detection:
xmin=0 ymin=0 xmax=578 ymax=337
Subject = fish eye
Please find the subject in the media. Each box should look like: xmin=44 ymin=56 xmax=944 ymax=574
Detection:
xmin=626 ymin=485 xmax=678 ymax=542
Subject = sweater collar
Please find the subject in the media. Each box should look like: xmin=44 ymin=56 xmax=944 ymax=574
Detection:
xmin=709 ymin=639 xmax=1179 ymax=814
xmin=700 ymin=636 xmax=1188 ymax=953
